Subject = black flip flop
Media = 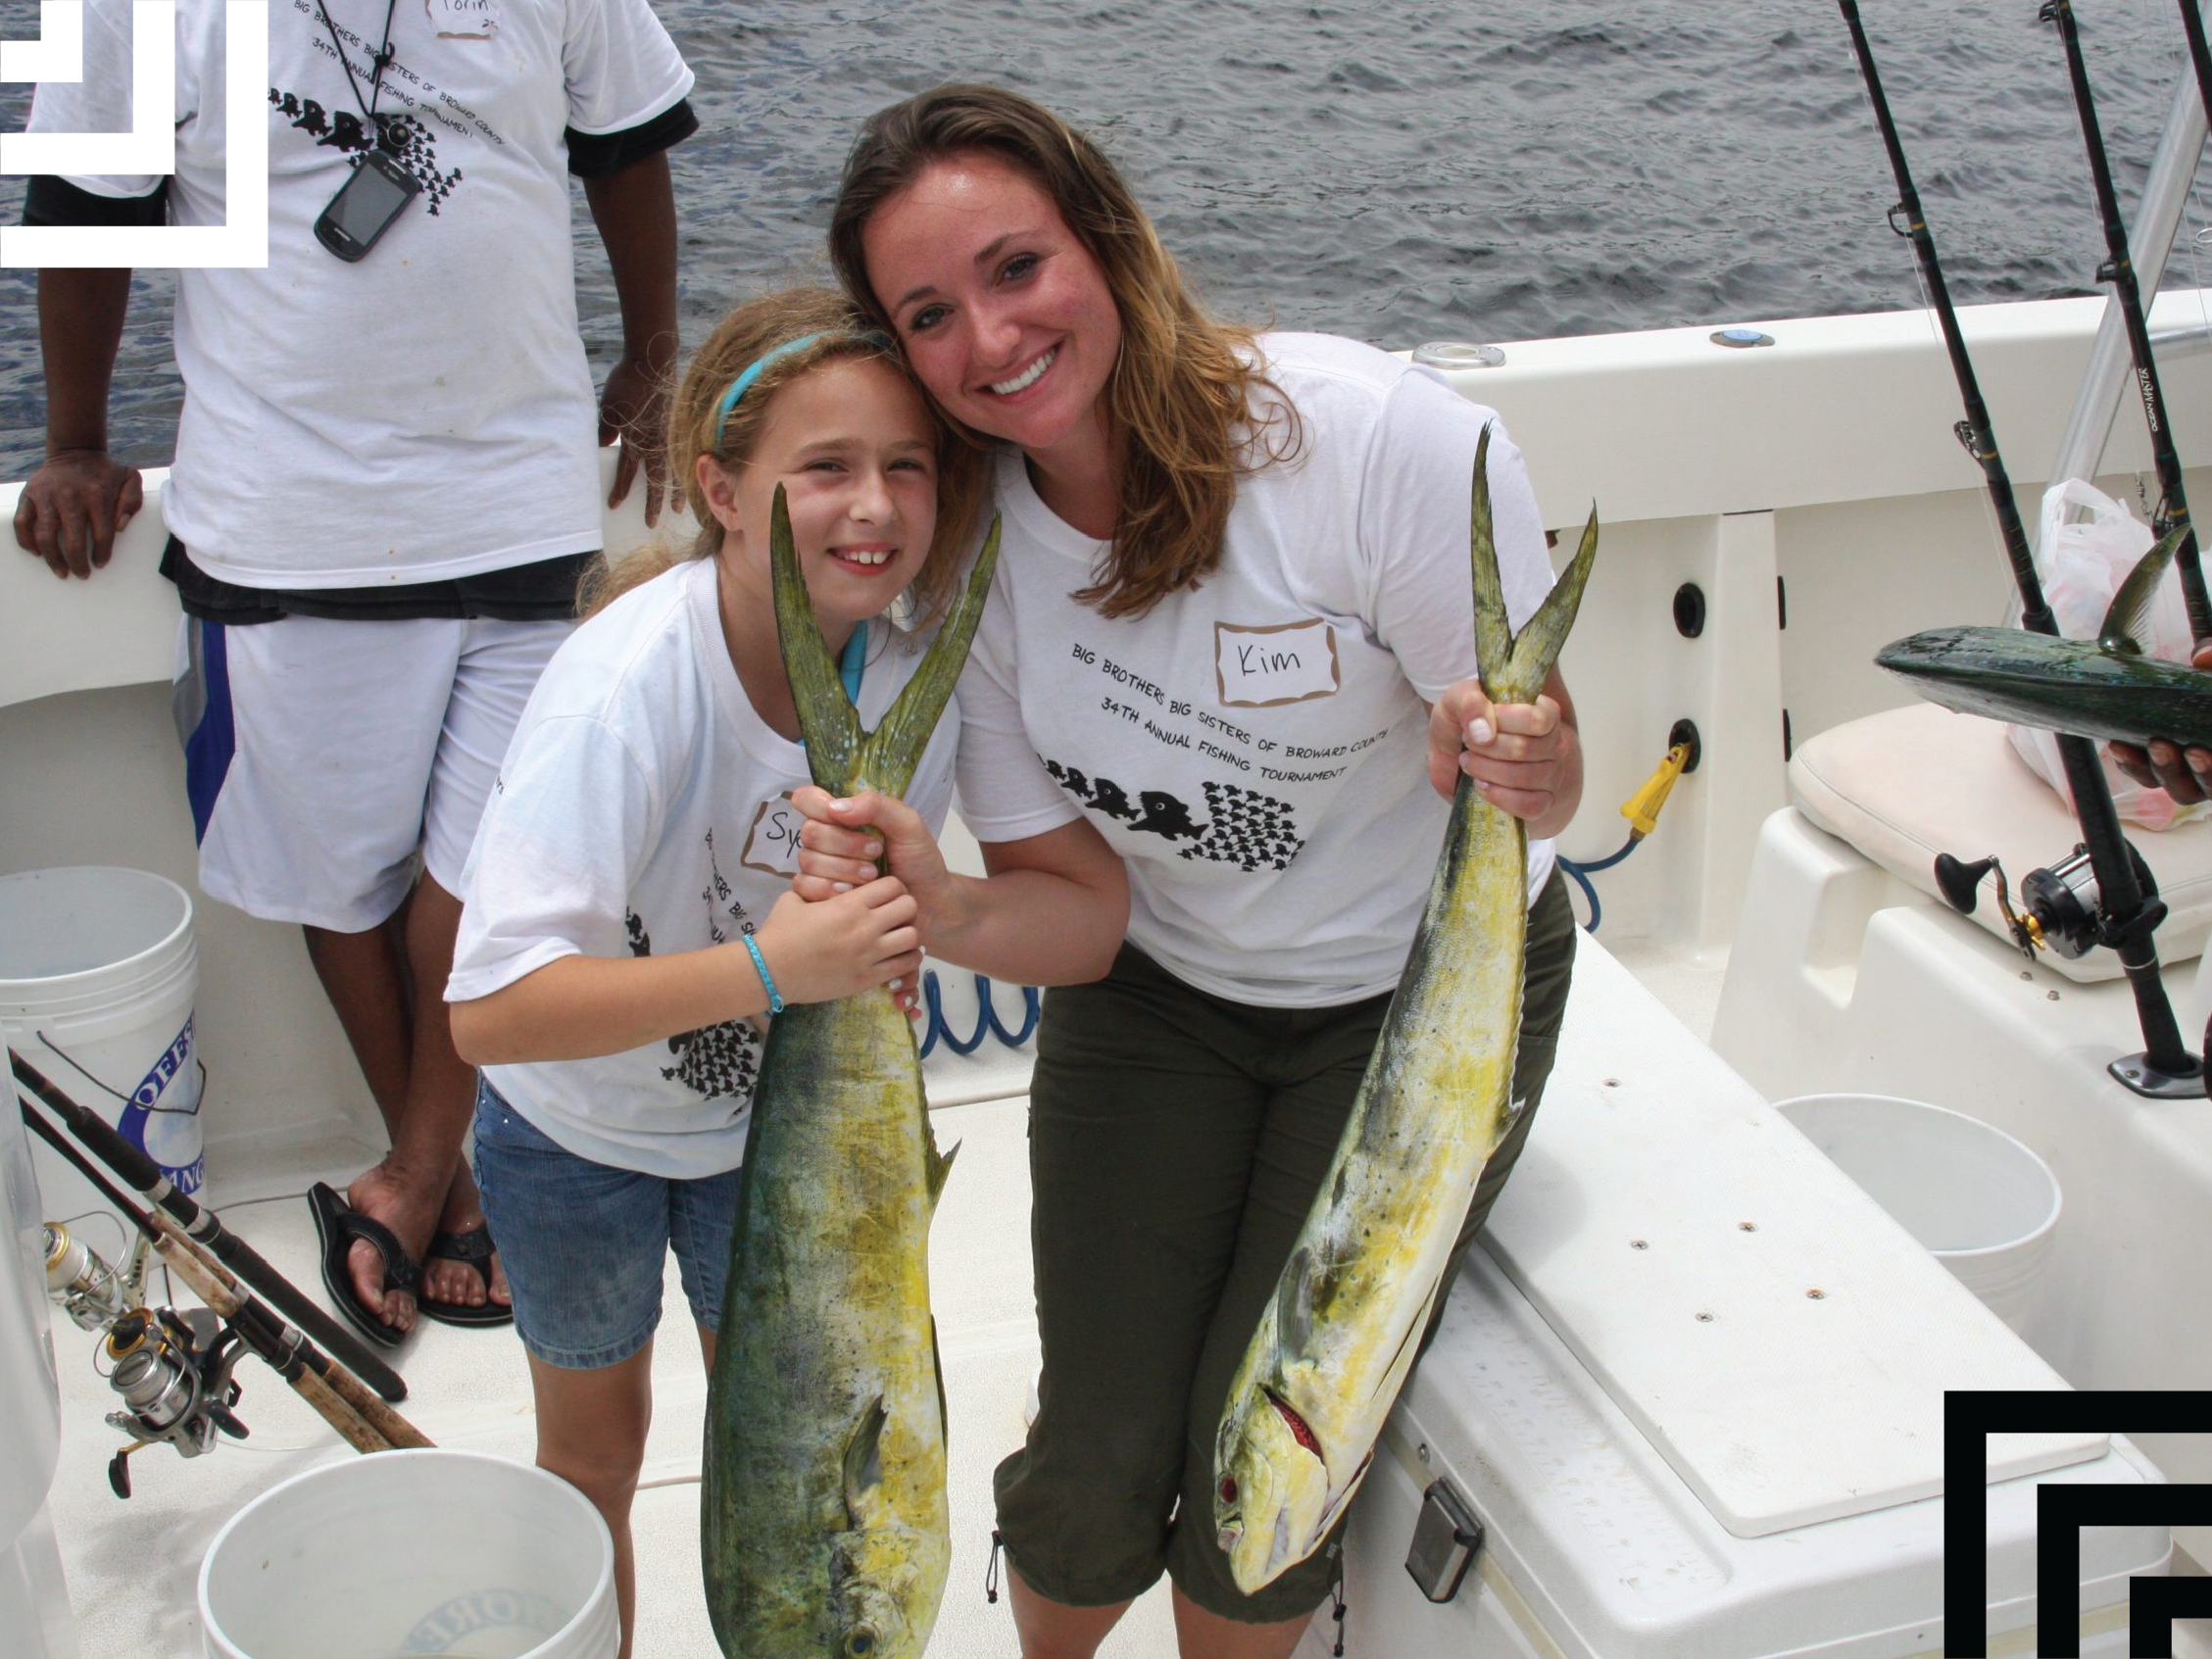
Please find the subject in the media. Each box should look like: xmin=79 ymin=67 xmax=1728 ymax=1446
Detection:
xmin=419 ymin=1226 xmax=513 ymax=1329
xmin=308 ymin=1181 xmax=421 ymax=1348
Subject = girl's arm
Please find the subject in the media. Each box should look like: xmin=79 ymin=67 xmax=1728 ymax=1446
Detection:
xmin=789 ymin=789 xmax=1128 ymax=987
xmin=450 ymin=879 xmax=922 ymax=1065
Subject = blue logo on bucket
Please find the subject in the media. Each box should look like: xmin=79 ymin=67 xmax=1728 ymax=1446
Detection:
xmin=402 ymin=1587 xmax=567 ymax=1653
xmin=117 ymin=1016 xmax=204 ymax=1195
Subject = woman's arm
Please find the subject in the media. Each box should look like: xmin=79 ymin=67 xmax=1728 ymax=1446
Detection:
xmin=450 ymin=879 xmax=922 ymax=1065
xmin=791 ymin=788 xmax=1128 ymax=986
xmin=1426 ymin=666 xmax=1583 ymax=837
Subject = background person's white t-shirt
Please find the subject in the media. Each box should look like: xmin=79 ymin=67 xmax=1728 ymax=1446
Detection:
xmin=29 ymin=0 xmax=694 ymax=584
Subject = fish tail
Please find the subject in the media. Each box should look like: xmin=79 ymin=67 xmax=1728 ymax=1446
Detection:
xmin=1470 ymin=424 xmax=1598 ymax=708
xmin=768 ymin=485 xmax=1004 ymax=799
xmin=770 ymin=483 xmax=868 ymax=792
xmin=859 ymin=517 xmax=1002 ymax=800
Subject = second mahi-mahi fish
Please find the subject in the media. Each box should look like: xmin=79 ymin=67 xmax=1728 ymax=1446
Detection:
xmin=1213 ymin=428 xmax=1598 ymax=1594
xmin=1877 ymin=525 xmax=2212 ymax=749
xmin=702 ymin=486 xmax=1000 ymax=1659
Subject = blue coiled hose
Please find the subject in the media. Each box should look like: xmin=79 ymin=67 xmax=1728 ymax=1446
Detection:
xmin=917 ymin=970 xmax=1043 ymax=1059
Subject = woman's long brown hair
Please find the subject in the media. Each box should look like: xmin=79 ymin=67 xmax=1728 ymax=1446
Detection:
xmin=829 ymin=84 xmax=1301 ymax=619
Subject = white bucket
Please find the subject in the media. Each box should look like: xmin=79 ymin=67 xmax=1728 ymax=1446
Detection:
xmin=0 ymin=868 xmax=203 ymax=1238
xmin=198 ymin=1450 xmax=617 ymax=1659
xmin=1776 ymin=1093 xmax=2061 ymax=1332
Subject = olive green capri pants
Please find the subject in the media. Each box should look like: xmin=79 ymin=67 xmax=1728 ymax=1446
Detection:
xmin=992 ymin=871 xmax=1577 ymax=1625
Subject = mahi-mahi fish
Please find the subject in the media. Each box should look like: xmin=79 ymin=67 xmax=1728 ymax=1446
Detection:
xmin=1877 ymin=525 xmax=2212 ymax=749
xmin=1212 ymin=428 xmax=1598 ymax=1594
xmin=703 ymin=486 xmax=1000 ymax=1659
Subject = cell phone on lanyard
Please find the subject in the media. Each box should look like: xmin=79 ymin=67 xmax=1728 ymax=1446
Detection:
xmin=314 ymin=148 xmax=420 ymax=262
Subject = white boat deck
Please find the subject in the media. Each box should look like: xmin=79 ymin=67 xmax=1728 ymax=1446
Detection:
xmin=49 ymin=932 xmax=2212 ymax=1658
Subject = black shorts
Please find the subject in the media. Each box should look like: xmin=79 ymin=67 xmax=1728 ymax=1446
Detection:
xmin=993 ymin=872 xmax=1577 ymax=1623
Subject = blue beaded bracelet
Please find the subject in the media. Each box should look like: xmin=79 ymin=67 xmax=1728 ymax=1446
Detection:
xmin=742 ymin=932 xmax=784 ymax=1015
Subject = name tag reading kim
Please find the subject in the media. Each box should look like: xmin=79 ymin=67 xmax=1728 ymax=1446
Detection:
xmin=426 ymin=0 xmax=497 ymax=37
xmin=742 ymin=795 xmax=804 ymax=877
xmin=1214 ymin=618 xmax=1341 ymax=708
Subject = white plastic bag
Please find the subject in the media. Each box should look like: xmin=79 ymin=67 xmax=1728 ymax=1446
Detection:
xmin=2004 ymin=478 xmax=2205 ymax=830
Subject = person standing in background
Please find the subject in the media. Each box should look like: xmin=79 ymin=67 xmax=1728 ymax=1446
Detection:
xmin=15 ymin=0 xmax=696 ymax=1344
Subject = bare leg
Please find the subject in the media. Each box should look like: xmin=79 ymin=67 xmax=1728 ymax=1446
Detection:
xmin=304 ymin=874 xmax=505 ymax=1331
xmin=1170 ymin=1586 xmax=1313 ymax=1659
xmin=1007 ymin=1566 xmax=1133 ymax=1659
xmin=401 ymin=876 xmax=508 ymax=1310
xmin=530 ymin=1341 xmax=654 ymax=1659
xmin=303 ymin=904 xmax=431 ymax=1333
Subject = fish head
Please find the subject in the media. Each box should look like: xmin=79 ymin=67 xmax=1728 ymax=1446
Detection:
xmin=828 ymin=1530 xmax=933 ymax=1659
xmin=1212 ymin=1379 xmax=1333 ymax=1594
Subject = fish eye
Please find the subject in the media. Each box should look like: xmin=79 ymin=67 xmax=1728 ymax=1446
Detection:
xmin=844 ymin=1627 xmax=879 ymax=1657
xmin=1219 ymin=1475 xmax=1238 ymax=1504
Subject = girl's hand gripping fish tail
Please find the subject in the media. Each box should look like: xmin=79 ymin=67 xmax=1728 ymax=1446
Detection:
xmin=701 ymin=485 xmax=1000 ymax=1659
xmin=1211 ymin=427 xmax=1598 ymax=1594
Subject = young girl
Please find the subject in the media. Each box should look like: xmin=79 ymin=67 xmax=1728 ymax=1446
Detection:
xmin=443 ymin=287 xmax=983 ymax=1657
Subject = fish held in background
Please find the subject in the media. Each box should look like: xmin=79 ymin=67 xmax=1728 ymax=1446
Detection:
xmin=1878 ymin=525 xmax=2212 ymax=749
xmin=702 ymin=486 xmax=1000 ymax=1659
xmin=1212 ymin=428 xmax=1598 ymax=1594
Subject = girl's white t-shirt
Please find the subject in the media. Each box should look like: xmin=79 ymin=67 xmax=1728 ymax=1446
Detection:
xmin=449 ymin=558 xmax=958 ymax=1178
xmin=952 ymin=332 xmax=1558 ymax=1008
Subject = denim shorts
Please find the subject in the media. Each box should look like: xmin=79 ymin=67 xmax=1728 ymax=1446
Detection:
xmin=470 ymin=1079 xmax=742 ymax=1370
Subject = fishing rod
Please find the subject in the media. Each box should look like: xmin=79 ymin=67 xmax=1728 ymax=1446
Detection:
xmin=2044 ymin=0 xmax=2212 ymax=642
xmin=1841 ymin=0 xmax=2201 ymax=1095
xmin=1841 ymin=0 xmax=2056 ymax=633
xmin=21 ymin=1096 xmax=430 ymax=1492
xmin=10 ymin=1048 xmax=408 ymax=1401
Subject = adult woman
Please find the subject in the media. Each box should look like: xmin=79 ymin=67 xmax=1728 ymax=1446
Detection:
xmin=799 ymin=85 xmax=1581 ymax=1659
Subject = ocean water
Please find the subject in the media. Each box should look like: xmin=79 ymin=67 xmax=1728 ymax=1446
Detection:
xmin=7 ymin=0 xmax=2212 ymax=480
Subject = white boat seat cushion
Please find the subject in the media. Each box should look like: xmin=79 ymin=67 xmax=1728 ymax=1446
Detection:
xmin=1787 ymin=702 xmax=2212 ymax=982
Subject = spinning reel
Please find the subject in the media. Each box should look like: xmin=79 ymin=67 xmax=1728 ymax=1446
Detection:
xmin=45 ymin=1222 xmax=252 ymax=1496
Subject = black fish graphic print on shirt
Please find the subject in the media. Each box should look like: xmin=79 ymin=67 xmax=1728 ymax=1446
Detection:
xmin=1042 ymin=756 xmax=1305 ymax=873
xmin=620 ymin=826 xmax=764 ymax=1104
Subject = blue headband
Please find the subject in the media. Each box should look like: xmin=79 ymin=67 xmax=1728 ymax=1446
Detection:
xmin=710 ymin=329 xmax=891 ymax=448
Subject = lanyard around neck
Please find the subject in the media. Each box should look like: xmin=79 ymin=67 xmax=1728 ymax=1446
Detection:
xmin=317 ymin=0 xmax=403 ymax=144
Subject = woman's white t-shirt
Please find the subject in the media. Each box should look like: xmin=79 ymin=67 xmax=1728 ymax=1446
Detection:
xmin=448 ymin=558 xmax=958 ymax=1177
xmin=952 ymin=332 xmax=1558 ymax=1008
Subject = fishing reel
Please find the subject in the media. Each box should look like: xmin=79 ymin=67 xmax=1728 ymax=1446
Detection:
xmin=99 ymin=1305 xmax=251 ymax=1495
xmin=44 ymin=1221 xmax=147 ymax=1331
xmin=1935 ymin=842 xmax=2161 ymax=961
xmin=45 ymin=1223 xmax=251 ymax=1496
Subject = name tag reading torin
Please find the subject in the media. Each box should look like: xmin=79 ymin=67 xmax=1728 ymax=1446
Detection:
xmin=426 ymin=0 xmax=497 ymax=38
xmin=1214 ymin=618 xmax=1341 ymax=708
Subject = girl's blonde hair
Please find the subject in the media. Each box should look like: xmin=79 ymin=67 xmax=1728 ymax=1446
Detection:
xmin=829 ymin=84 xmax=1303 ymax=620
xmin=579 ymin=286 xmax=984 ymax=628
